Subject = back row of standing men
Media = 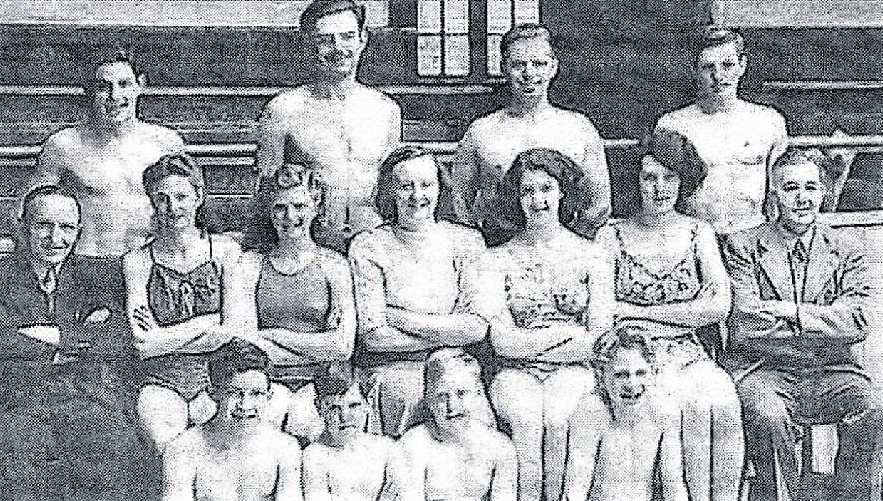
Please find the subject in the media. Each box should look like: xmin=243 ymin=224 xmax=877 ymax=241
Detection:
xmin=5 ymin=0 xmax=877 ymax=500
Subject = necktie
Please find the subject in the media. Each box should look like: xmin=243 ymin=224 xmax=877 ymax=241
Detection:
xmin=791 ymin=240 xmax=808 ymax=302
xmin=39 ymin=267 xmax=57 ymax=314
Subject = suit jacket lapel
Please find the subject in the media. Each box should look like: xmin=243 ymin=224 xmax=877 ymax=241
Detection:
xmin=803 ymin=225 xmax=837 ymax=303
xmin=757 ymin=224 xmax=794 ymax=301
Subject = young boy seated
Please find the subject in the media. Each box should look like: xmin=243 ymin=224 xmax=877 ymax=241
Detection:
xmin=162 ymin=341 xmax=302 ymax=501
xmin=302 ymin=370 xmax=396 ymax=501
xmin=394 ymin=348 xmax=517 ymax=501
xmin=564 ymin=328 xmax=689 ymax=501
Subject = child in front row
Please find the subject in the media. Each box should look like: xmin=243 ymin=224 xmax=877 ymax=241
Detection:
xmin=564 ymin=327 xmax=689 ymax=501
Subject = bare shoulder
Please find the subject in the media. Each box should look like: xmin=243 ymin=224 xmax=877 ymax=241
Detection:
xmin=210 ymin=233 xmax=243 ymax=258
xmin=399 ymin=424 xmax=433 ymax=452
xmin=122 ymin=244 xmax=152 ymax=272
xmin=558 ymin=108 xmax=601 ymax=135
xmin=137 ymin=121 xmax=184 ymax=150
xmin=466 ymin=110 xmax=506 ymax=137
xmin=317 ymin=247 xmax=349 ymax=269
xmin=356 ymin=85 xmax=401 ymax=115
xmin=303 ymin=441 xmax=332 ymax=462
xmin=260 ymin=428 xmax=303 ymax=459
xmin=440 ymin=221 xmax=485 ymax=247
xmin=479 ymin=426 xmax=516 ymax=460
xmin=264 ymin=88 xmax=311 ymax=117
xmin=166 ymin=426 xmax=204 ymax=457
xmin=655 ymin=104 xmax=699 ymax=131
xmin=43 ymin=125 xmax=82 ymax=151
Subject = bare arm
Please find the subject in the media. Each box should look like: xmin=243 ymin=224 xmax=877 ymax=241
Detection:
xmin=563 ymin=394 xmax=608 ymax=501
xmin=449 ymin=131 xmax=481 ymax=226
xmin=349 ymin=237 xmax=437 ymax=352
xmin=263 ymin=254 xmax=356 ymax=362
xmin=490 ymin=439 xmax=518 ymax=501
xmin=161 ymin=436 xmax=196 ymax=501
xmin=275 ymin=438 xmax=304 ymax=501
xmin=123 ymin=249 xmax=221 ymax=359
xmin=659 ymin=418 xmax=690 ymax=501
xmin=576 ymin=119 xmax=611 ymax=233
xmin=255 ymin=96 xmax=290 ymax=179
xmin=614 ymin=224 xmax=731 ymax=328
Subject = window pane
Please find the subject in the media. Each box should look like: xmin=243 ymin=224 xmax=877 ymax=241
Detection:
xmin=445 ymin=34 xmax=470 ymax=76
xmin=417 ymin=34 xmax=443 ymax=76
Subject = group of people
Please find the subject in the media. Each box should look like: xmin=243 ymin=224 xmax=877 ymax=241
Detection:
xmin=0 ymin=1 xmax=879 ymax=500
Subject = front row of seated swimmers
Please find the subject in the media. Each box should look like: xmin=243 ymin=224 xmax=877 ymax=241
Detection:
xmin=1 ymin=133 xmax=879 ymax=501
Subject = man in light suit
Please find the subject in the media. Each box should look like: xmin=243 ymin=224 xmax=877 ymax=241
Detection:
xmin=723 ymin=148 xmax=882 ymax=501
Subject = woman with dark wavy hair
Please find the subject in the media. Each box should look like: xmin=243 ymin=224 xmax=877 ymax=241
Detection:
xmin=349 ymin=145 xmax=492 ymax=438
xmin=475 ymin=147 xmax=614 ymax=501
xmin=122 ymin=152 xmax=242 ymax=451
xmin=593 ymin=129 xmax=743 ymax=501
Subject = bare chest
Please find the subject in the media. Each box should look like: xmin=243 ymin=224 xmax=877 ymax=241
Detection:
xmin=194 ymin=453 xmax=278 ymax=501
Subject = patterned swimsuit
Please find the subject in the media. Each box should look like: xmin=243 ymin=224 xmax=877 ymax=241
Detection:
xmin=143 ymin=236 xmax=221 ymax=400
xmin=612 ymin=223 xmax=710 ymax=370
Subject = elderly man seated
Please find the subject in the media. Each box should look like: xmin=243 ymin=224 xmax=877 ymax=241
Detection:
xmin=723 ymin=149 xmax=883 ymax=501
xmin=0 ymin=185 xmax=142 ymax=500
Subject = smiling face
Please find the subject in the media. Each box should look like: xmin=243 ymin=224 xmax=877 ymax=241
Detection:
xmin=148 ymin=175 xmax=202 ymax=231
xmin=519 ymin=168 xmax=561 ymax=226
xmin=696 ymin=41 xmax=746 ymax=103
xmin=426 ymin=366 xmax=479 ymax=434
xmin=308 ymin=9 xmax=367 ymax=79
xmin=272 ymin=186 xmax=318 ymax=242
xmin=317 ymin=383 xmax=368 ymax=442
xmin=392 ymin=155 xmax=439 ymax=228
xmin=24 ymin=194 xmax=81 ymax=266
xmin=603 ymin=347 xmax=653 ymax=413
xmin=216 ymin=370 xmax=271 ymax=428
xmin=639 ymin=155 xmax=680 ymax=216
xmin=91 ymin=61 xmax=141 ymax=125
xmin=772 ymin=161 xmax=824 ymax=234
xmin=503 ymin=36 xmax=558 ymax=103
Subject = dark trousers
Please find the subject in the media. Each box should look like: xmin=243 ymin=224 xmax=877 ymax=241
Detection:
xmin=736 ymin=365 xmax=883 ymax=501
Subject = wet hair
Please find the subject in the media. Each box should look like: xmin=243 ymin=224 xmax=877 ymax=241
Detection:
xmin=636 ymin=128 xmax=707 ymax=213
xmin=374 ymin=145 xmax=445 ymax=223
xmin=83 ymin=46 xmax=140 ymax=98
xmin=313 ymin=367 xmax=369 ymax=402
xmin=497 ymin=147 xmax=584 ymax=233
xmin=697 ymin=26 xmax=745 ymax=61
xmin=208 ymin=340 xmax=271 ymax=392
xmin=300 ymin=0 xmax=367 ymax=33
xmin=501 ymin=23 xmax=558 ymax=61
xmin=423 ymin=348 xmax=482 ymax=396
xmin=19 ymin=184 xmax=82 ymax=225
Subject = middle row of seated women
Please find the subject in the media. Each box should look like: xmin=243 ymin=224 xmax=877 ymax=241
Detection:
xmin=124 ymin=130 xmax=743 ymax=501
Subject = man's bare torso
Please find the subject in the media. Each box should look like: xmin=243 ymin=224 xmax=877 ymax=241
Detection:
xmin=304 ymin=434 xmax=392 ymax=500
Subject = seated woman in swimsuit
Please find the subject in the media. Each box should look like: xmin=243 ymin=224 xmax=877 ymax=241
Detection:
xmin=348 ymin=145 xmax=492 ymax=439
xmin=475 ymin=148 xmax=614 ymax=501
xmin=593 ymin=129 xmax=743 ymax=501
xmin=222 ymin=163 xmax=356 ymax=443
xmin=123 ymin=153 xmax=242 ymax=451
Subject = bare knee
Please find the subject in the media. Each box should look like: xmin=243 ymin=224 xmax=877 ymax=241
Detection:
xmin=137 ymin=385 xmax=189 ymax=450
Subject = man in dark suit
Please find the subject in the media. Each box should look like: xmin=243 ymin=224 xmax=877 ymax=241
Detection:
xmin=723 ymin=149 xmax=882 ymax=501
xmin=0 ymin=185 xmax=143 ymax=500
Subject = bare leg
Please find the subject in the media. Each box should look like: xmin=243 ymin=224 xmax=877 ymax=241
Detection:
xmin=188 ymin=390 xmax=218 ymax=426
xmin=543 ymin=366 xmax=596 ymax=501
xmin=491 ymin=369 xmax=544 ymax=501
xmin=284 ymin=383 xmax=325 ymax=443
xmin=137 ymin=384 xmax=188 ymax=452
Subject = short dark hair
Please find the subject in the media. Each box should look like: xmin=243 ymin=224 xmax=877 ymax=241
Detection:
xmin=697 ymin=26 xmax=745 ymax=60
xmin=501 ymin=23 xmax=557 ymax=61
xmin=592 ymin=325 xmax=656 ymax=406
xmin=497 ymin=148 xmax=584 ymax=233
xmin=300 ymin=0 xmax=367 ymax=33
xmin=375 ymin=145 xmax=445 ymax=223
xmin=637 ymin=128 xmax=707 ymax=212
xmin=208 ymin=340 xmax=271 ymax=392
xmin=313 ymin=367 xmax=368 ymax=402
xmin=246 ymin=165 xmax=326 ymax=252
xmin=84 ymin=46 xmax=140 ymax=96
xmin=19 ymin=185 xmax=81 ymax=225
xmin=770 ymin=148 xmax=834 ymax=188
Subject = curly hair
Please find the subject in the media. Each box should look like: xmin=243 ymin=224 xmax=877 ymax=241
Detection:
xmin=374 ymin=145 xmax=446 ymax=223
xmin=592 ymin=325 xmax=656 ymax=407
xmin=496 ymin=148 xmax=585 ymax=233
xmin=142 ymin=152 xmax=207 ymax=228
xmin=246 ymin=164 xmax=326 ymax=252
xmin=208 ymin=339 xmax=271 ymax=392
xmin=633 ymin=128 xmax=707 ymax=213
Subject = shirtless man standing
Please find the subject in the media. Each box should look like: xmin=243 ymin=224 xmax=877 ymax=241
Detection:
xmin=31 ymin=48 xmax=184 ymax=258
xmin=655 ymin=28 xmax=788 ymax=236
xmin=450 ymin=23 xmax=610 ymax=244
xmin=395 ymin=349 xmax=517 ymax=501
xmin=564 ymin=329 xmax=688 ymax=501
xmin=162 ymin=342 xmax=302 ymax=501
xmin=254 ymin=0 xmax=401 ymax=253
xmin=302 ymin=371 xmax=395 ymax=501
